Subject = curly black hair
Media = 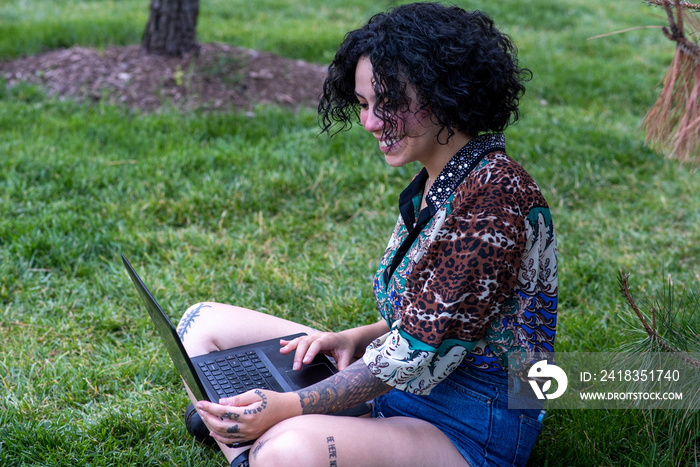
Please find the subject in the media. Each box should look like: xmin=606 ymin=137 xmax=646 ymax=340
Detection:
xmin=318 ymin=2 xmax=532 ymax=143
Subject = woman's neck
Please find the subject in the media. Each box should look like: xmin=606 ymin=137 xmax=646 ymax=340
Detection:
xmin=422 ymin=131 xmax=472 ymax=181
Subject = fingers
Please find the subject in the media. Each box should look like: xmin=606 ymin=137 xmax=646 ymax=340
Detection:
xmin=281 ymin=332 xmax=356 ymax=371
xmin=294 ymin=337 xmax=318 ymax=370
xmin=196 ymin=392 xmax=263 ymax=443
xmin=335 ymin=352 xmax=353 ymax=371
xmin=279 ymin=337 xmax=301 ymax=355
xmin=197 ymin=390 xmax=260 ymax=418
xmin=196 ymin=403 xmax=245 ymax=442
xmin=280 ymin=334 xmax=321 ymax=370
xmin=196 ymin=400 xmax=241 ymax=425
xmin=281 ymin=337 xmax=307 ymax=370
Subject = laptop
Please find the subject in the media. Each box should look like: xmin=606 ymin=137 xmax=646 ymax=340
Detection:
xmin=121 ymin=254 xmax=369 ymax=417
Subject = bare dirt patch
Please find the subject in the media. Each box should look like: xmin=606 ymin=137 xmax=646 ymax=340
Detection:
xmin=0 ymin=43 xmax=328 ymax=112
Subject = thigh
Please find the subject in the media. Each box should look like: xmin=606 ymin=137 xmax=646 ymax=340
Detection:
xmin=249 ymin=414 xmax=470 ymax=467
xmin=177 ymin=301 xmax=317 ymax=357
xmin=373 ymin=368 xmax=543 ymax=467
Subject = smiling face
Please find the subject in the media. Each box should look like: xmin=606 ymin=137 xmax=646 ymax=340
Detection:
xmin=354 ymin=56 xmax=470 ymax=177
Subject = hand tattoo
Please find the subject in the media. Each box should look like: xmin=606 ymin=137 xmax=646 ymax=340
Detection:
xmin=225 ymin=424 xmax=246 ymax=441
xmin=243 ymin=389 xmax=268 ymax=415
xmin=222 ymin=411 xmax=240 ymax=421
xmin=297 ymin=360 xmax=389 ymax=415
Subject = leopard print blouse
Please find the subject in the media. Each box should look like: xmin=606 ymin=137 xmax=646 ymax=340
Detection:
xmin=363 ymin=133 xmax=558 ymax=395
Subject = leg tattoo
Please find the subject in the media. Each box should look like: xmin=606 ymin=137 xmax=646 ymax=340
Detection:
xmin=177 ymin=303 xmax=211 ymax=340
xmin=327 ymin=436 xmax=338 ymax=467
xmin=252 ymin=438 xmax=270 ymax=460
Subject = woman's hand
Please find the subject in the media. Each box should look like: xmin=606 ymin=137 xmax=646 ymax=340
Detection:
xmin=281 ymin=322 xmax=390 ymax=372
xmin=195 ymin=389 xmax=300 ymax=445
xmin=280 ymin=331 xmax=357 ymax=371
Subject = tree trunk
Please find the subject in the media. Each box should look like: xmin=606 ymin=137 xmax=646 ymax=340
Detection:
xmin=142 ymin=0 xmax=200 ymax=57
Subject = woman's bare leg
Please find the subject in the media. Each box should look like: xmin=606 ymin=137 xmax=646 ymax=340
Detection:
xmin=177 ymin=301 xmax=317 ymax=356
xmin=176 ymin=302 xmax=469 ymax=466
xmin=248 ymin=414 xmax=470 ymax=467
xmin=176 ymin=301 xmax=317 ymax=464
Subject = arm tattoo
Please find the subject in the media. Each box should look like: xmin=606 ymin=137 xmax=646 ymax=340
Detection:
xmin=296 ymin=359 xmax=390 ymax=415
xmin=177 ymin=303 xmax=210 ymax=340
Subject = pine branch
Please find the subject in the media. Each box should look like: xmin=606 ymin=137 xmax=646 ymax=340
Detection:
xmin=619 ymin=272 xmax=700 ymax=370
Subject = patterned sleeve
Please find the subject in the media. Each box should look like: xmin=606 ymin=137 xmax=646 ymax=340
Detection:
xmin=363 ymin=162 xmax=529 ymax=394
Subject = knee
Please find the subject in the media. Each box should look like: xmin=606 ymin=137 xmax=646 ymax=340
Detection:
xmin=249 ymin=418 xmax=327 ymax=467
xmin=176 ymin=302 xmax=218 ymax=352
xmin=177 ymin=302 xmax=212 ymax=335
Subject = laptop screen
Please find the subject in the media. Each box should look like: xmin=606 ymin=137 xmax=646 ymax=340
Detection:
xmin=121 ymin=255 xmax=209 ymax=401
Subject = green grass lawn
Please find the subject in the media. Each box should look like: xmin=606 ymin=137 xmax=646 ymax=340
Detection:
xmin=1 ymin=0 xmax=699 ymax=465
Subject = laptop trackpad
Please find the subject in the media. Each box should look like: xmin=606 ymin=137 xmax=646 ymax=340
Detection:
xmin=285 ymin=363 xmax=335 ymax=388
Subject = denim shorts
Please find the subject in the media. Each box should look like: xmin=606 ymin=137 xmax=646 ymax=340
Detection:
xmin=371 ymin=367 xmax=544 ymax=467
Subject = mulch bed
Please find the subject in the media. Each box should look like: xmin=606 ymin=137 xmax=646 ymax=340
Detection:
xmin=0 ymin=43 xmax=328 ymax=112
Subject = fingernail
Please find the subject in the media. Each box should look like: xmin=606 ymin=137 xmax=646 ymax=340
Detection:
xmin=293 ymin=362 xmax=300 ymax=371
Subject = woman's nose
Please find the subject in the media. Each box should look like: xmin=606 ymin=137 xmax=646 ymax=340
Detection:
xmin=362 ymin=109 xmax=383 ymax=133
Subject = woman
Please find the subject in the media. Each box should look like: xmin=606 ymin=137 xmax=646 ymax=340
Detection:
xmin=181 ymin=3 xmax=558 ymax=466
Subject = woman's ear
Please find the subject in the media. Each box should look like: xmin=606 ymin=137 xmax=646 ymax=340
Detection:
xmin=418 ymin=106 xmax=432 ymax=119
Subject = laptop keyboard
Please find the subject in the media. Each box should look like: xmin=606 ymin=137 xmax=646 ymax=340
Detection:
xmin=197 ymin=351 xmax=274 ymax=398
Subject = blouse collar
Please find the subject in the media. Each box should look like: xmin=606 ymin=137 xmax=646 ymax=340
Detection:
xmin=398 ymin=133 xmax=506 ymax=231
